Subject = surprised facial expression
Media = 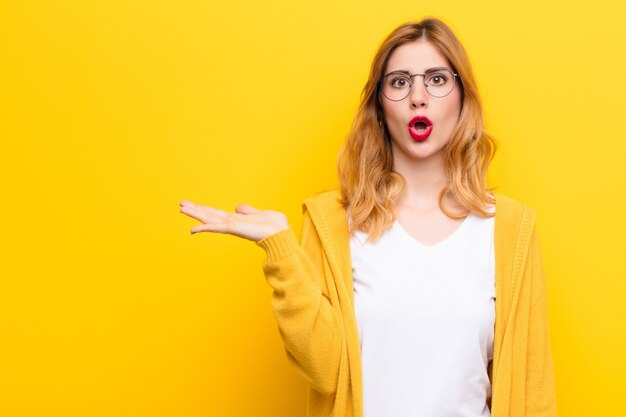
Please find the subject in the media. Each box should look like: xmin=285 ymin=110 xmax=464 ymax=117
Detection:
xmin=380 ymin=40 xmax=462 ymax=163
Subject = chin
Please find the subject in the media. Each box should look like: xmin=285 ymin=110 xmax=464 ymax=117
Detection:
xmin=407 ymin=143 xmax=444 ymax=159
xmin=391 ymin=134 xmax=445 ymax=160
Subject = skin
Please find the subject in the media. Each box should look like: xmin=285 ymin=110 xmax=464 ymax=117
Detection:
xmin=180 ymin=40 xmax=467 ymax=245
xmin=178 ymin=201 xmax=288 ymax=242
xmin=380 ymin=39 xmax=468 ymax=246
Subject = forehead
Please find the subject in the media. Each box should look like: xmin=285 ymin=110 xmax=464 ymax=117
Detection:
xmin=385 ymin=40 xmax=450 ymax=73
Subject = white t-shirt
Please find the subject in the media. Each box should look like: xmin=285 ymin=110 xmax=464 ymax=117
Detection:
xmin=350 ymin=212 xmax=495 ymax=417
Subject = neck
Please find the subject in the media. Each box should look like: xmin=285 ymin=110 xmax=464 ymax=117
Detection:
xmin=393 ymin=151 xmax=448 ymax=210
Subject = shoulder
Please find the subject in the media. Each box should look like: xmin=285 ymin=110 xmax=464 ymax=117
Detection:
xmin=493 ymin=192 xmax=537 ymax=234
xmin=494 ymin=192 xmax=536 ymax=213
xmin=302 ymin=187 xmax=344 ymax=213
xmin=300 ymin=188 xmax=349 ymax=237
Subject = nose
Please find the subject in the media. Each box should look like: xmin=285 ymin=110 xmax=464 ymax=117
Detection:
xmin=409 ymin=78 xmax=428 ymax=108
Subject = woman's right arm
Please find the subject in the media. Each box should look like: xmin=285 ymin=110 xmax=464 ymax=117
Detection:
xmin=255 ymin=208 xmax=341 ymax=395
xmin=179 ymin=200 xmax=341 ymax=395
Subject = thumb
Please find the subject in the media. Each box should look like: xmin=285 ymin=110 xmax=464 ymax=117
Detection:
xmin=235 ymin=203 xmax=262 ymax=215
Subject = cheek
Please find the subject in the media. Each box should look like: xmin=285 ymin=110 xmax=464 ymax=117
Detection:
xmin=442 ymin=93 xmax=462 ymax=126
xmin=382 ymin=101 xmax=403 ymax=125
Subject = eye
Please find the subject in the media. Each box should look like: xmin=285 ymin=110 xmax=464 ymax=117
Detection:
xmin=390 ymin=76 xmax=411 ymax=89
xmin=427 ymin=73 xmax=448 ymax=86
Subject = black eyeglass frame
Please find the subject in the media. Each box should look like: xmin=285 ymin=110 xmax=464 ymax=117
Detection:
xmin=379 ymin=67 xmax=459 ymax=100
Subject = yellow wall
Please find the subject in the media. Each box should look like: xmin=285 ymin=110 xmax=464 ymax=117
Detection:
xmin=2 ymin=0 xmax=625 ymax=415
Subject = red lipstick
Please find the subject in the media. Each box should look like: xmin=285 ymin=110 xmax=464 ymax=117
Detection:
xmin=408 ymin=115 xmax=433 ymax=142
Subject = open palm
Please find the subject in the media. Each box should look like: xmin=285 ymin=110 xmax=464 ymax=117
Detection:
xmin=179 ymin=200 xmax=289 ymax=243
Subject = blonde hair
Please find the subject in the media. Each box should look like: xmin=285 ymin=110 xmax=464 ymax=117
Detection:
xmin=337 ymin=17 xmax=497 ymax=242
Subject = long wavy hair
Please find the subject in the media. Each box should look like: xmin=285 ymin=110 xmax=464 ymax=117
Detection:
xmin=337 ymin=17 xmax=497 ymax=242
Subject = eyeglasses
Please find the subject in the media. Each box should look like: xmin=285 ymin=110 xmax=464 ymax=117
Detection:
xmin=380 ymin=67 xmax=459 ymax=100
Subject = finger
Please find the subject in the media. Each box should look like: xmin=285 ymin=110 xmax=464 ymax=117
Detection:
xmin=179 ymin=200 xmax=229 ymax=217
xmin=190 ymin=221 xmax=230 ymax=234
xmin=180 ymin=205 xmax=216 ymax=224
xmin=235 ymin=204 xmax=261 ymax=215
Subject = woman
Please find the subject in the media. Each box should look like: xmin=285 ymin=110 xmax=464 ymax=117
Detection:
xmin=179 ymin=17 xmax=557 ymax=417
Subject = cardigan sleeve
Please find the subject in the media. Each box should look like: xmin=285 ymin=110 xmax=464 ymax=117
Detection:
xmin=255 ymin=209 xmax=341 ymax=395
xmin=525 ymin=228 xmax=558 ymax=416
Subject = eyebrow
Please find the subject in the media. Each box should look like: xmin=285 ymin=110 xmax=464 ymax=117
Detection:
xmin=384 ymin=66 xmax=451 ymax=76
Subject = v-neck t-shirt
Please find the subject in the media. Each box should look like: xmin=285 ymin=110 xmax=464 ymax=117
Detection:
xmin=350 ymin=212 xmax=496 ymax=417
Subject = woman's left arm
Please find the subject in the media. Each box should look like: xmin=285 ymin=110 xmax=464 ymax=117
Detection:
xmin=525 ymin=228 xmax=558 ymax=416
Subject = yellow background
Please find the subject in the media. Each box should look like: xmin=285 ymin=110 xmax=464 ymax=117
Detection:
xmin=1 ymin=0 xmax=625 ymax=415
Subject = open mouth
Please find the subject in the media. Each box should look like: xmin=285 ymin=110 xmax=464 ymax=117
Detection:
xmin=413 ymin=121 xmax=429 ymax=132
xmin=407 ymin=115 xmax=433 ymax=142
